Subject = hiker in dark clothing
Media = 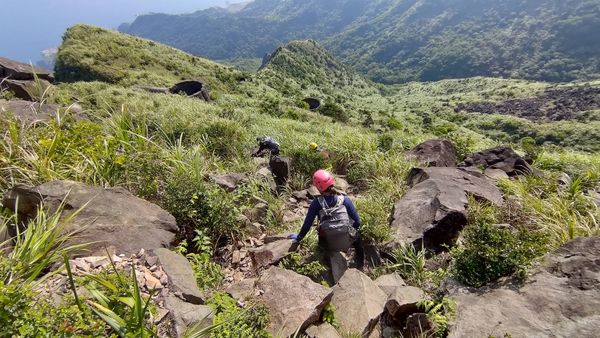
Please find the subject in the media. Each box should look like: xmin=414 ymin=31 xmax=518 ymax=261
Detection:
xmin=252 ymin=136 xmax=289 ymax=194
xmin=288 ymin=169 xmax=365 ymax=269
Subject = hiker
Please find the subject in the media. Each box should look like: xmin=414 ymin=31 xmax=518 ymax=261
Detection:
xmin=309 ymin=142 xmax=332 ymax=171
xmin=252 ymin=136 xmax=289 ymax=194
xmin=288 ymin=169 xmax=364 ymax=269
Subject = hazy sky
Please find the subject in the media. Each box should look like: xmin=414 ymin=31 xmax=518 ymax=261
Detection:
xmin=0 ymin=0 xmax=235 ymax=63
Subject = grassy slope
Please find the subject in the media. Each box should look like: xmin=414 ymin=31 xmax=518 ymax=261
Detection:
xmin=54 ymin=24 xmax=245 ymax=91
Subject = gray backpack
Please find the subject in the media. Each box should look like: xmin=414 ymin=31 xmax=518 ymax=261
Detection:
xmin=317 ymin=196 xmax=357 ymax=252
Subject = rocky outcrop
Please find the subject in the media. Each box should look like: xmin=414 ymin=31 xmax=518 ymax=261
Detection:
xmin=256 ymin=266 xmax=333 ymax=337
xmin=459 ymin=146 xmax=533 ymax=177
xmin=407 ymin=139 xmax=457 ymax=167
xmin=0 ymin=56 xmax=54 ymax=82
xmin=153 ymin=248 xmax=205 ymax=304
xmin=0 ymin=99 xmax=59 ymax=124
xmin=331 ymin=269 xmax=387 ymax=337
xmin=170 ymin=80 xmax=210 ymax=101
xmin=1 ymin=78 xmax=52 ymax=101
xmin=2 ymin=180 xmax=178 ymax=255
xmin=448 ymin=236 xmax=600 ymax=338
xmin=249 ymin=235 xmax=296 ymax=269
xmin=389 ymin=168 xmax=503 ymax=252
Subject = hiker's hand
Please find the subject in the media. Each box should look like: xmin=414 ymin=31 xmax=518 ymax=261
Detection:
xmin=287 ymin=233 xmax=299 ymax=241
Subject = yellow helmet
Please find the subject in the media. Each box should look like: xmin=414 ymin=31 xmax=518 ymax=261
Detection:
xmin=309 ymin=142 xmax=318 ymax=150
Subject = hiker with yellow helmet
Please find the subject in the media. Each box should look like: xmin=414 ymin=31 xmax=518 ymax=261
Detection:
xmin=309 ymin=142 xmax=332 ymax=171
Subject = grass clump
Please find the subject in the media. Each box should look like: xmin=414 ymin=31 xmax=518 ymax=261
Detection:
xmin=451 ymin=201 xmax=549 ymax=287
xmin=207 ymin=292 xmax=271 ymax=338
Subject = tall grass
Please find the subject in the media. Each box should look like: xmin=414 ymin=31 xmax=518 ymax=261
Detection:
xmin=1 ymin=201 xmax=87 ymax=285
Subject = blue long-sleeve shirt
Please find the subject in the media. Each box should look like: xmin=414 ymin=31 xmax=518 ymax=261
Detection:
xmin=297 ymin=195 xmax=361 ymax=241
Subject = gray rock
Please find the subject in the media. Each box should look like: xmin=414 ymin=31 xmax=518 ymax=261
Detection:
xmin=154 ymin=248 xmax=205 ymax=304
xmin=459 ymin=146 xmax=533 ymax=177
xmin=385 ymin=286 xmax=427 ymax=320
xmin=374 ymin=273 xmax=406 ymax=297
xmin=0 ymin=56 xmax=54 ymax=82
xmin=407 ymin=139 xmax=458 ymax=167
xmin=2 ymin=180 xmax=178 ymax=255
xmin=208 ymin=173 xmax=248 ymax=192
xmin=257 ymin=266 xmax=333 ymax=337
xmin=165 ymin=295 xmax=213 ymax=337
xmin=305 ymin=322 xmax=342 ymax=338
xmin=590 ymin=189 xmax=600 ymax=207
xmin=329 ymin=251 xmax=348 ymax=285
xmin=1 ymin=79 xmax=52 ymax=101
xmin=484 ymin=168 xmax=510 ymax=180
xmin=226 ymin=278 xmax=257 ymax=302
xmin=331 ymin=269 xmax=387 ymax=337
xmin=334 ymin=177 xmax=350 ymax=193
xmin=0 ymin=99 xmax=59 ymax=124
xmin=389 ymin=168 xmax=503 ymax=252
xmin=249 ymin=237 xmax=296 ymax=268
xmin=448 ymin=236 xmax=600 ymax=338
xmin=244 ymin=202 xmax=269 ymax=223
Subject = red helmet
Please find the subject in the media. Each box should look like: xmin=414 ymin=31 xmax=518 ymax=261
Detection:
xmin=313 ymin=169 xmax=335 ymax=193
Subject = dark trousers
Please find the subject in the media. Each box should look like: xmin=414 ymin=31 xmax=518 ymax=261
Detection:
xmin=318 ymin=232 xmax=365 ymax=269
xmin=269 ymin=155 xmax=290 ymax=194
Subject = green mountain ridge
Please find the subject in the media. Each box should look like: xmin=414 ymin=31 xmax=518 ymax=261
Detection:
xmin=1 ymin=23 xmax=599 ymax=337
xmin=121 ymin=0 xmax=600 ymax=83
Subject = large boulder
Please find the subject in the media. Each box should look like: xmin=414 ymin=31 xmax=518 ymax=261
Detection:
xmin=0 ymin=99 xmax=59 ymax=124
xmin=384 ymin=286 xmax=427 ymax=323
xmin=1 ymin=78 xmax=52 ymax=101
xmin=0 ymin=56 xmax=54 ymax=82
xmin=2 ymin=180 xmax=178 ymax=255
xmin=389 ymin=168 xmax=503 ymax=252
xmin=407 ymin=139 xmax=457 ymax=167
xmin=256 ymin=266 xmax=333 ymax=337
xmin=153 ymin=248 xmax=205 ymax=304
xmin=448 ymin=236 xmax=600 ymax=338
xmin=331 ymin=269 xmax=388 ymax=337
xmin=459 ymin=146 xmax=533 ymax=177
xmin=170 ymin=80 xmax=210 ymax=101
xmin=249 ymin=236 xmax=296 ymax=269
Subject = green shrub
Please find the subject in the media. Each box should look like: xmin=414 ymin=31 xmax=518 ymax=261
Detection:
xmin=202 ymin=120 xmax=246 ymax=159
xmin=319 ymin=102 xmax=349 ymax=122
xmin=0 ymin=279 xmax=105 ymax=337
xmin=279 ymin=252 xmax=326 ymax=281
xmin=164 ymin=170 xmax=241 ymax=243
xmin=288 ymin=147 xmax=327 ymax=179
xmin=451 ymin=214 xmax=549 ymax=287
xmin=207 ymin=292 xmax=271 ymax=338
xmin=377 ymin=133 xmax=394 ymax=152
xmin=386 ymin=117 xmax=403 ymax=130
xmin=176 ymin=229 xmax=224 ymax=290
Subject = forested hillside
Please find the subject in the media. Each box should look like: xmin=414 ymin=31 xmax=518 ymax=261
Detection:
xmin=121 ymin=0 xmax=600 ymax=83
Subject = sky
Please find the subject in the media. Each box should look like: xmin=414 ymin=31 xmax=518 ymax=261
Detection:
xmin=0 ymin=0 xmax=235 ymax=63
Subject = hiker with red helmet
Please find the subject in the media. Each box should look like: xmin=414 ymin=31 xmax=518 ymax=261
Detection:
xmin=288 ymin=169 xmax=365 ymax=269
